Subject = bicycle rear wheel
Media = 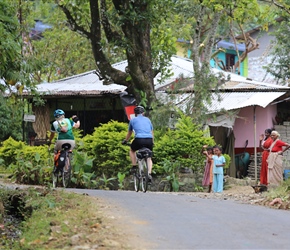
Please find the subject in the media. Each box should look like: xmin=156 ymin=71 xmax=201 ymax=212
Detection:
xmin=133 ymin=172 xmax=140 ymax=192
xmin=140 ymin=160 xmax=148 ymax=193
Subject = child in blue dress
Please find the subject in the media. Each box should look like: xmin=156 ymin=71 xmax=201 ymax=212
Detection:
xmin=212 ymin=146 xmax=226 ymax=193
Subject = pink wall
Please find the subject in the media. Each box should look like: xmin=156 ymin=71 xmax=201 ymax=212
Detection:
xmin=233 ymin=105 xmax=277 ymax=149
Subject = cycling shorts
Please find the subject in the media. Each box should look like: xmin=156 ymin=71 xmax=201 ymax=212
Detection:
xmin=131 ymin=138 xmax=153 ymax=151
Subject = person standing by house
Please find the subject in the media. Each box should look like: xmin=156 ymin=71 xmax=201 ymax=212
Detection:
xmin=48 ymin=109 xmax=80 ymax=152
xmin=212 ymin=146 xmax=226 ymax=193
xmin=267 ymin=131 xmax=290 ymax=186
xmin=202 ymin=145 xmax=214 ymax=193
xmin=259 ymin=128 xmax=273 ymax=185
xmin=122 ymin=106 xmax=154 ymax=181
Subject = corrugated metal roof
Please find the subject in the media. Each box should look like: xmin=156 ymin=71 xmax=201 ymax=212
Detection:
xmin=208 ymin=92 xmax=286 ymax=112
xmin=21 ymin=55 xmax=289 ymax=97
xmin=156 ymin=91 xmax=286 ymax=113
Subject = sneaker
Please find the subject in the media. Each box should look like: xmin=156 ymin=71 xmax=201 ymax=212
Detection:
xmin=148 ymin=173 xmax=152 ymax=183
xmin=130 ymin=166 xmax=137 ymax=174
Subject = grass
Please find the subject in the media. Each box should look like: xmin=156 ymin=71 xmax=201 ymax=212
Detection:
xmin=265 ymin=178 xmax=290 ymax=202
xmin=0 ymin=188 xmax=128 ymax=250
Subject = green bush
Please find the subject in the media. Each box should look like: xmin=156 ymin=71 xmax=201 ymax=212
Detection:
xmin=153 ymin=113 xmax=215 ymax=175
xmin=81 ymin=120 xmax=130 ymax=177
xmin=0 ymin=137 xmax=26 ymax=167
xmin=8 ymin=145 xmax=51 ymax=185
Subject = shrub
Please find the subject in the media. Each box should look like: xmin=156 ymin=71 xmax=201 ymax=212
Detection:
xmin=81 ymin=120 xmax=130 ymax=178
xmin=0 ymin=137 xmax=26 ymax=167
xmin=8 ymin=145 xmax=51 ymax=185
xmin=153 ymin=113 xmax=215 ymax=175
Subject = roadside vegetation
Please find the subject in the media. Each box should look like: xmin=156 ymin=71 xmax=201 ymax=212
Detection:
xmin=0 ymin=186 xmax=131 ymax=250
xmin=0 ymin=113 xmax=218 ymax=192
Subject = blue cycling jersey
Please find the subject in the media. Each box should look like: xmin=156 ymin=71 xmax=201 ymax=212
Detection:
xmin=128 ymin=115 xmax=153 ymax=138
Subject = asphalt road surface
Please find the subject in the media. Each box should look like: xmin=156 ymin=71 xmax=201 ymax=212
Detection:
xmin=70 ymin=189 xmax=290 ymax=250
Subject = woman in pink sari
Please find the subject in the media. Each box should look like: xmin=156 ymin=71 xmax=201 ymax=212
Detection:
xmin=202 ymin=146 xmax=214 ymax=193
xmin=259 ymin=129 xmax=272 ymax=185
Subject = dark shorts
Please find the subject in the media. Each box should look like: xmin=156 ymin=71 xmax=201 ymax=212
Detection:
xmin=131 ymin=138 xmax=153 ymax=151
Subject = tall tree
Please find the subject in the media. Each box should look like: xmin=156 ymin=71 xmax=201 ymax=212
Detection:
xmin=262 ymin=0 xmax=290 ymax=85
xmin=40 ymin=0 xmax=176 ymax=106
xmin=167 ymin=0 xmax=268 ymax=121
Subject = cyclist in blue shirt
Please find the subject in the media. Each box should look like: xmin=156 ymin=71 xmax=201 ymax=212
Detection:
xmin=122 ymin=106 xmax=154 ymax=180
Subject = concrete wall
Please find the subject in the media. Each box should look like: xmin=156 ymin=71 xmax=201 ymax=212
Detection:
xmin=233 ymin=105 xmax=277 ymax=153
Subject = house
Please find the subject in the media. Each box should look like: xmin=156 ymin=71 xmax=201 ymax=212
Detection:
xmin=176 ymin=39 xmax=248 ymax=77
xmin=22 ymin=56 xmax=290 ymax=178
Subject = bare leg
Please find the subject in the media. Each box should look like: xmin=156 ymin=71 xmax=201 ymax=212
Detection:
xmin=208 ymin=184 xmax=212 ymax=193
xmin=130 ymin=149 xmax=137 ymax=166
xmin=147 ymin=158 xmax=153 ymax=174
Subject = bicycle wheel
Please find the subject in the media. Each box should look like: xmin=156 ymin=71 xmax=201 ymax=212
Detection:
xmin=62 ymin=157 xmax=71 ymax=188
xmin=140 ymin=160 xmax=148 ymax=193
xmin=133 ymin=172 xmax=140 ymax=192
xmin=52 ymin=172 xmax=58 ymax=188
xmin=52 ymin=167 xmax=59 ymax=188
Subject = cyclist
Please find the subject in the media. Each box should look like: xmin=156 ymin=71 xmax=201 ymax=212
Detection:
xmin=48 ymin=109 xmax=80 ymax=153
xmin=122 ymin=106 xmax=154 ymax=181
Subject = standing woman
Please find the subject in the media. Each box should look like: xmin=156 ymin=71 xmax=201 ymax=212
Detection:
xmin=259 ymin=129 xmax=273 ymax=185
xmin=267 ymin=131 xmax=290 ymax=185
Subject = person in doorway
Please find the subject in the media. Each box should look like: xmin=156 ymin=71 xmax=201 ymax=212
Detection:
xmin=267 ymin=131 xmax=290 ymax=186
xmin=202 ymin=145 xmax=214 ymax=193
xmin=122 ymin=106 xmax=154 ymax=181
xmin=212 ymin=146 xmax=226 ymax=193
xmin=259 ymin=128 xmax=273 ymax=185
xmin=48 ymin=109 xmax=80 ymax=152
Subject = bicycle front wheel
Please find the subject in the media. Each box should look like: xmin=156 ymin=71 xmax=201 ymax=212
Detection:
xmin=140 ymin=160 xmax=148 ymax=193
xmin=52 ymin=170 xmax=59 ymax=188
xmin=62 ymin=164 xmax=71 ymax=188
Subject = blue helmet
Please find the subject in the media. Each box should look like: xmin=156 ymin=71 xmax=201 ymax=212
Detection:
xmin=54 ymin=109 xmax=65 ymax=118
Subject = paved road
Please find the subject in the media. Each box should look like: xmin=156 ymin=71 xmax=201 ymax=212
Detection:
xmin=70 ymin=189 xmax=290 ymax=249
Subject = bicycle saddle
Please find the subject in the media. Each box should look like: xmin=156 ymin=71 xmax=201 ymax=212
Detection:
xmin=61 ymin=143 xmax=72 ymax=150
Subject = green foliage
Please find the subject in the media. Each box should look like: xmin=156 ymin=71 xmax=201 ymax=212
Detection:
xmin=97 ymin=173 xmax=116 ymax=190
xmin=0 ymin=96 xmax=23 ymax=142
xmin=223 ymin=153 xmax=231 ymax=169
xmin=81 ymin=121 xmax=130 ymax=177
xmin=158 ymin=159 xmax=182 ymax=192
xmin=117 ymin=172 xmax=126 ymax=190
xmin=264 ymin=19 xmax=290 ymax=85
xmin=70 ymin=150 xmax=97 ymax=188
xmin=8 ymin=145 xmax=51 ymax=185
xmin=266 ymin=178 xmax=290 ymax=201
xmin=153 ymin=113 xmax=215 ymax=175
xmin=0 ymin=137 xmax=26 ymax=167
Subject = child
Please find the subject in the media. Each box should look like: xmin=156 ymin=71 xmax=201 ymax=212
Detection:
xmin=202 ymin=145 xmax=214 ymax=193
xmin=212 ymin=146 xmax=226 ymax=193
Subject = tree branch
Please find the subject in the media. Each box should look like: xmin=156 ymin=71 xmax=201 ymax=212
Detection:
xmin=100 ymin=0 xmax=122 ymax=43
xmin=57 ymin=4 xmax=91 ymax=39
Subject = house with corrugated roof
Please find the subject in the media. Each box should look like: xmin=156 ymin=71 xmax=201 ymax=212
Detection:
xmin=22 ymin=55 xmax=290 ymax=178
xmin=176 ymin=39 xmax=248 ymax=76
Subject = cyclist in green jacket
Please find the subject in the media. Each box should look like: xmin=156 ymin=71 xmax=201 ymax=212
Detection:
xmin=48 ymin=109 xmax=80 ymax=152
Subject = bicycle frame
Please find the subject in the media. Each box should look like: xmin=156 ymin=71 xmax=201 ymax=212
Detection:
xmin=133 ymin=147 xmax=152 ymax=193
xmin=52 ymin=143 xmax=72 ymax=188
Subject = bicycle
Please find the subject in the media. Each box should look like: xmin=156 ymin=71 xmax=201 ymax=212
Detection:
xmin=132 ymin=147 xmax=152 ymax=193
xmin=51 ymin=143 xmax=72 ymax=188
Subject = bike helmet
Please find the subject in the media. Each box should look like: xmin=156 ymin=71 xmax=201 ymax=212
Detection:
xmin=54 ymin=109 xmax=65 ymax=118
xmin=134 ymin=106 xmax=145 ymax=114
